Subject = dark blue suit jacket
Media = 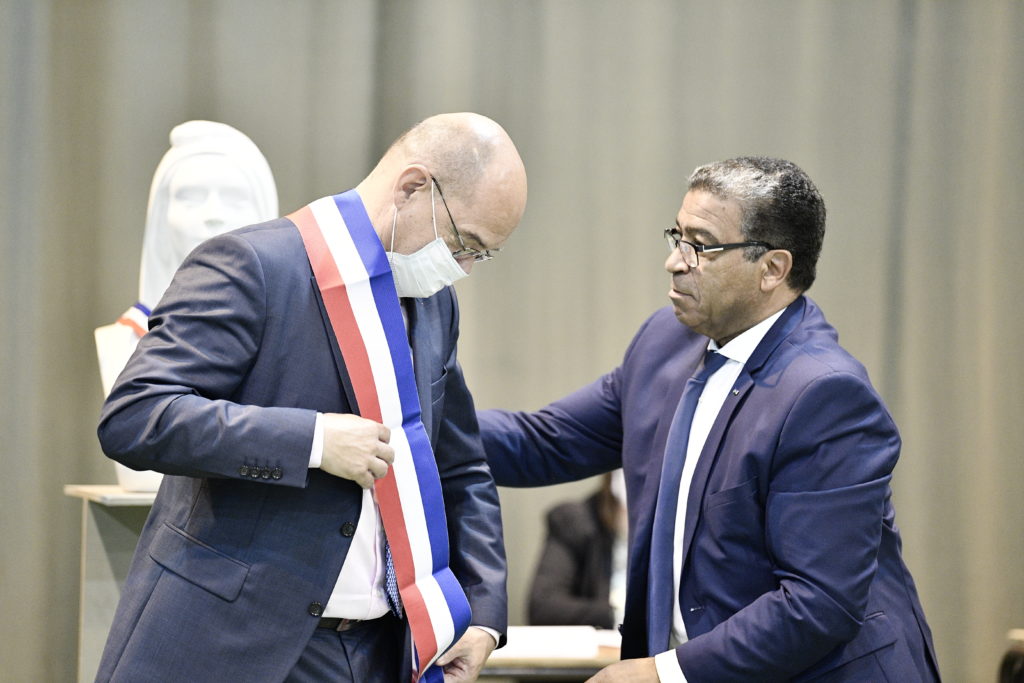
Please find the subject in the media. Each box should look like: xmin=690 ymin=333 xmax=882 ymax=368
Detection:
xmin=96 ymin=218 xmax=506 ymax=682
xmin=480 ymin=297 xmax=939 ymax=681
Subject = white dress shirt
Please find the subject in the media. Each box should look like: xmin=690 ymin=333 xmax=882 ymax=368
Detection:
xmin=308 ymin=417 xmax=392 ymax=619
xmin=309 ymin=419 xmax=499 ymax=645
xmin=654 ymin=310 xmax=784 ymax=683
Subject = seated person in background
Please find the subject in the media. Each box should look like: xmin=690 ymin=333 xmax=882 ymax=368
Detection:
xmin=1002 ymin=632 xmax=1024 ymax=683
xmin=529 ymin=470 xmax=627 ymax=629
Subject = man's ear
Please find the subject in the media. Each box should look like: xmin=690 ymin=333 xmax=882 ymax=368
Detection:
xmin=392 ymin=164 xmax=430 ymax=209
xmin=761 ymin=249 xmax=793 ymax=292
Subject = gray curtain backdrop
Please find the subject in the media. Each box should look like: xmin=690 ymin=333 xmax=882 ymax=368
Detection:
xmin=2 ymin=1 xmax=1022 ymax=680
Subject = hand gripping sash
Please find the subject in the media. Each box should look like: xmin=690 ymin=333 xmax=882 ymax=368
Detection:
xmin=288 ymin=191 xmax=471 ymax=682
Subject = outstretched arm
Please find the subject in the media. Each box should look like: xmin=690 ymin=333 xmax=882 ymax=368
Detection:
xmin=478 ymin=368 xmax=626 ymax=488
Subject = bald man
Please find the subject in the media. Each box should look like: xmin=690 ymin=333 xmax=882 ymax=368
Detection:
xmin=96 ymin=113 xmax=528 ymax=683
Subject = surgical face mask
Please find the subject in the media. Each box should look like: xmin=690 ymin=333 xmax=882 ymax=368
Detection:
xmin=388 ymin=182 xmax=468 ymax=298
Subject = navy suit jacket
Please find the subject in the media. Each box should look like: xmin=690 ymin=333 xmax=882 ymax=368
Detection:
xmin=96 ymin=217 xmax=506 ymax=682
xmin=480 ymin=297 xmax=939 ymax=682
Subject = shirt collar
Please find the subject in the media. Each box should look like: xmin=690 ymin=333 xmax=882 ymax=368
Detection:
xmin=708 ymin=308 xmax=786 ymax=366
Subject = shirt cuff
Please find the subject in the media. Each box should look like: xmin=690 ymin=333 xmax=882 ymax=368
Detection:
xmin=655 ymin=649 xmax=688 ymax=683
xmin=471 ymin=625 xmax=500 ymax=647
xmin=309 ymin=413 xmax=324 ymax=469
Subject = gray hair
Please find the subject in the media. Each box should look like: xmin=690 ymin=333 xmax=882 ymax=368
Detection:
xmin=688 ymin=156 xmax=825 ymax=292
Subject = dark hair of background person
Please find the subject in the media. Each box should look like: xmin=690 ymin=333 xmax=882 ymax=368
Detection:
xmin=1000 ymin=644 xmax=1024 ymax=683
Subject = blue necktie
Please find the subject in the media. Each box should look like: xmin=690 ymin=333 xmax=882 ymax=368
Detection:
xmin=647 ymin=350 xmax=728 ymax=653
xmin=384 ymin=541 xmax=404 ymax=618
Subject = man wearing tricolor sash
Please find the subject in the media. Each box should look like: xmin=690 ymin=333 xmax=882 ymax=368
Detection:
xmin=96 ymin=113 xmax=527 ymax=683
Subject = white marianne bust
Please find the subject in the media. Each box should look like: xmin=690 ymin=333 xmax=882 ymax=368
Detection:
xmin=95 ymin=120 xmax=278 ymax=491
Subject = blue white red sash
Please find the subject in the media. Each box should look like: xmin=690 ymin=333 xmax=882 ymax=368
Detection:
xmin=288 ymin=191 xmax=471 ymax=682
xmin=116 ymin=302 xmax=151 ymax=337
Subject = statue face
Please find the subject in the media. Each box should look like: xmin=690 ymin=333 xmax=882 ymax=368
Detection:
xmin=165 ymin=154 xmax=261 ymax=259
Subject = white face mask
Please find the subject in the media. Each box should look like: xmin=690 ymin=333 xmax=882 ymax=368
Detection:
xmin=388 ymin=182 xmax=468 ymax=298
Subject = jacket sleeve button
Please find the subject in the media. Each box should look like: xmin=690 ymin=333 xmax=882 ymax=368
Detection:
xmin=238 ymin=466 xmax=249 ymax=477
xmin=260 ymin=467 xmax=271 ymax=479
xmin=271 ymin=468 xmax=283 ymax=480
xmin=250 ymin=468 xmax=261 ymax=479
xmin=340 ymin=522 xmax=356 ymax=537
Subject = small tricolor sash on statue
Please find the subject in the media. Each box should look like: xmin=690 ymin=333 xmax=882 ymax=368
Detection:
xmin=287 ymin=190 xmax=472 ymax=683
xmin=116 ymin=302 xmax=151 ymax=338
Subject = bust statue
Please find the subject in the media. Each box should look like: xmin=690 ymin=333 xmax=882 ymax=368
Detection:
xmin=94 ymin=120 xmax=278 ymax=491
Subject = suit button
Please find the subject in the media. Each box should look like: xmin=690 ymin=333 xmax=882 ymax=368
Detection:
xmin=250 ymin=468 xmax=260 ymax=479
xmin=238 ymin=466 xmax=249 ymax=477
xmin=260 ymin=467 xmax=271 ymax=479
xmin=271 ymin=468 xmax=282 ymax=480
xmin=340 ymin=522 xmax=356 ymax=537
xmin=309 ymin=602 xmax=323 ymax=617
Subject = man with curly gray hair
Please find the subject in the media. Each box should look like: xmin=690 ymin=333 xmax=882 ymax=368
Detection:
xmin=481 ymin=156 xmax=939 ymax=682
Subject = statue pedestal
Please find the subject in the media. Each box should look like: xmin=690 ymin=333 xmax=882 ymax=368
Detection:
xmin=63 ymin=485 xmax=155 ymax=681
xmin=95 ymin=323 xmax=163 ymax=492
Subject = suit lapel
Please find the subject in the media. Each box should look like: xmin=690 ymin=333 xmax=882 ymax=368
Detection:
xmin=679 ymin=372 xmax=752 ymax=565
xmin=404 ymin=298 xmax=434 ymax=437
xmin=308 ymin=277 xmax=359 ymax=413
xmin=627 ymin=342 xmax=704 ymax=652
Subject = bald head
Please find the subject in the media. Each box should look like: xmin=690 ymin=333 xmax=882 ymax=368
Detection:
xmin=358 ymin=113 xmax=527 ymax=255
xmin=391 ymin=113 xmax=510 ymax=199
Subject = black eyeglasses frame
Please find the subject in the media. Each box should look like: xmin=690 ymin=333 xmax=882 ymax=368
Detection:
xmin=432 ymin=178 xmax=500 ymax=262
xmin=664 ymin=228 xmax=774 ymax=267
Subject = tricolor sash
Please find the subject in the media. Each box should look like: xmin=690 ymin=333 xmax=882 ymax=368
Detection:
xmin=116 ymin=302 xmax=151 ymax=337
xmin=288 ymin=191 xmax=472 ymax=682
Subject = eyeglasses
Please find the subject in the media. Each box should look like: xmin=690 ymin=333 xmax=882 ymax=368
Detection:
xmin=663 ymin=228 xmax=773 ymax=268
xmin=432 ymin=178 xmax=500 ymax=262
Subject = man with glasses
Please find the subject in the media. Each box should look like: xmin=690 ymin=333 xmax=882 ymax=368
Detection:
xmin=96 ymin=113 xmax=527 ymax=682
xmin=480 ymin=157 xmax=939 ymax=681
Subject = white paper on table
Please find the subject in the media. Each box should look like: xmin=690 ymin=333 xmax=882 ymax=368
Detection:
xmin=489 ymin=625 xmax=601 ymax=660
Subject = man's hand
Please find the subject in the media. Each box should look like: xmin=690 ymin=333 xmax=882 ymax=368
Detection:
xmin=319 ymin=413 xmax=393 ymax=488
xmin=435 ymin=626 xmax=497 ymax=683
xmin=586 ymin=657 xmax=660 ymax=682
